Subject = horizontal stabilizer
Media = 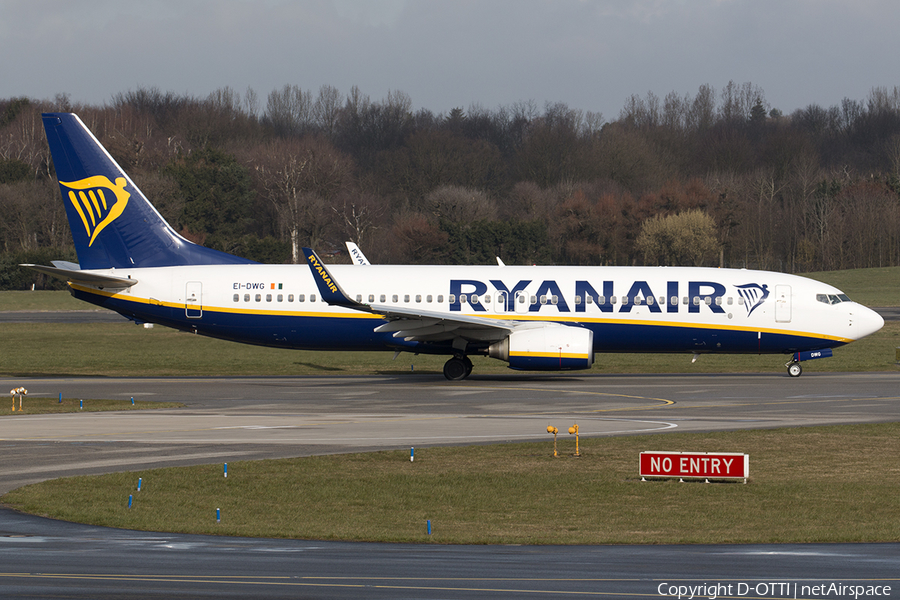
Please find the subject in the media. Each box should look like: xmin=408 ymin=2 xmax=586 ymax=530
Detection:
xmin=20 ymin=264 xmax=138 ymax=288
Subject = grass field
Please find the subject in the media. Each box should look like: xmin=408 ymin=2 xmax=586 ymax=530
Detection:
xmin=0 ymin=320 xmax=897 ymax=377
xmin=4 ymin=423 xmax=899 ymax=545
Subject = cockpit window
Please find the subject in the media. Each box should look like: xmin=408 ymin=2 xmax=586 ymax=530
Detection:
xmin=816 ymin=293 xmax=852 ymax=305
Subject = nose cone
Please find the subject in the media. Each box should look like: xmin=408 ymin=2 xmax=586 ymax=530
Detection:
xmin=853 ymin=305 xmax=885 ymax=340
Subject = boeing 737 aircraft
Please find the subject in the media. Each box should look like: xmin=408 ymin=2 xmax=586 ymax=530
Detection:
xmin=25 ymin=113 xmax=884 ymax=380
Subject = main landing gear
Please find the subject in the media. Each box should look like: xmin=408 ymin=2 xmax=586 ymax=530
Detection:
xmin=443 ymin=355 xmax=473 ymax=381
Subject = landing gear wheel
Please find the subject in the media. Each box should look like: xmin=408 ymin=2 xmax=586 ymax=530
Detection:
xmin=787 ymin=362 xmax=802 ymax=377
xmin=443 ymin=357 xmax=470 ymax=381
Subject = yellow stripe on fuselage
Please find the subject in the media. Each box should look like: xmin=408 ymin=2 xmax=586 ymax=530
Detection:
xmin=68 ymin=283 xmax=853 ymax=343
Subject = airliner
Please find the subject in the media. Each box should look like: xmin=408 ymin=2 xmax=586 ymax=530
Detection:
xmin=24 ymin=113 xmax=884 ymax=380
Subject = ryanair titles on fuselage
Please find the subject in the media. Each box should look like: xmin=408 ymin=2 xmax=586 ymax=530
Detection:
xmin=449 ymin=279 xmax=769 ymax=316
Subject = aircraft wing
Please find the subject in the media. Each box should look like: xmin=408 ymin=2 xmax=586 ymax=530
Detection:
xmin=21 ymin=264 xmax=138 ymax=288
xmin=302 ymin=247 xmax=513 ymax=343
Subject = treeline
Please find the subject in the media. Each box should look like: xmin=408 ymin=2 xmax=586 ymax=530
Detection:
xmin=2 ymin=81 xmax=900 ymax=290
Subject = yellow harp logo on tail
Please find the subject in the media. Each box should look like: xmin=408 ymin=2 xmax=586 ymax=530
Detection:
xmin=61 ymin=176 xmax=130 ymax=246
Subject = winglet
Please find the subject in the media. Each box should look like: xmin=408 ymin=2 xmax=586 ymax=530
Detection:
xmin=302 ymin=247 xmax=359 ymax=308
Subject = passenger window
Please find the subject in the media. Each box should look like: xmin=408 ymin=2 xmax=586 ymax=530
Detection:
xmin=233 ymin=294 xmax=239 ymax=302
xmin=715 ymin=297 xmax=722 ymax=306
xmin=404 ymin=295 xmax=410 ymax=303
xmin=298 ymin=294 xmax=305 ymax=302
xmin=551 ymin=295 xmax=558 ymax=305
xmin=277 ymin=294 xmax=283 ymax=302
xmin=311 ymin=294 xmax=316 ymax=302
xmin=288 ymin=294 xmax=294 ymax=302
xmin=540 ymin=295 xmax=547 ymax=305
xmin=460 ymin=294 xmax=467 ymax=304
xmin=437 ymin=295 xmax=443 ymax=303
xmin=380 ymin=294 xmax=386 ymax=302
xmin=448 ymin=294 xmax=455 ymax=304
xmin=574 ymin=295 xmax=582 ymax=305
xmin=727 ymin=297 xmax=733 ymax=305
xmin=427 ymin=295 xmax=433 ymax=303
xmin=392 ymin=294 xmax=398 ymax=303
xmin=415 ymin=295 xmax=421 ymax=303
xmin=738 ymin=297 xmax=744 ymax=305
xmin=356 ymin=294 xmax=362 ymax=302
xmin=244 ymin=294 xmax=250 ymax=302
xmin=266 ymin=294 xmax=272 ymax=302
xmin=255 ymin=294 xmax=261 ymax=302
xmin=670 ymin=296 xmax=677 ymax=305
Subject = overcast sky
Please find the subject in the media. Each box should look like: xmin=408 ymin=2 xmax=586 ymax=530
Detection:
xmin=3 ymin=0 xmax=900 ymax=120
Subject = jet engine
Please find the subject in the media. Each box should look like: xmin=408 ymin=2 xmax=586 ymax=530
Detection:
xmin=488 ymin=325 xmax=594 ymax=371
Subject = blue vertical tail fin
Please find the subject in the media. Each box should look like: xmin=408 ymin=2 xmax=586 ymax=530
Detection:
xmin=42 ymin=113 xmax=255 ymax=269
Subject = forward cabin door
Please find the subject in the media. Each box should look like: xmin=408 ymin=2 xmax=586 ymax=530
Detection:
xmin=774 ymin=284 xmax=791 ymax=323
xmin=185 ymin=281 xmax=203 ymax=319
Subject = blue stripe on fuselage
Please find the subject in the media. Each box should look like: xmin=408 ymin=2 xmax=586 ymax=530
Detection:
xmin=76 ymin=289 xmax=842 ymax=356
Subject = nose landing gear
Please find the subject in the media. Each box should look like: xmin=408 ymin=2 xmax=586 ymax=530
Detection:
xmin=785 ymin=348 xmax=833 ymax=377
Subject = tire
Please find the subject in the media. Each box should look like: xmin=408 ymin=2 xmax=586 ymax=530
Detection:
xmin=443 ymin=357 xmax=469 ymax=381
xmin=788 ymin=362 xmax=802 ymax=377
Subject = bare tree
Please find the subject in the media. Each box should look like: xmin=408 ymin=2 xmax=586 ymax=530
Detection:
xmin=312 ymin=85 xmax=343 ymax=137
xmin=252 ymin=136 xmax=352 ymax=261
xmin=264 ymin=84 xmax=313 ymax=135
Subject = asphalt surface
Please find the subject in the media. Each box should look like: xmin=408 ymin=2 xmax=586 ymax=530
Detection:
xmin=0 ymin=373 xmax=898 ymax=598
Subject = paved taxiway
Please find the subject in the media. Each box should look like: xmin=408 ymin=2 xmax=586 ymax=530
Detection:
xmin=1 ymin=373 xmax=898 ymax=598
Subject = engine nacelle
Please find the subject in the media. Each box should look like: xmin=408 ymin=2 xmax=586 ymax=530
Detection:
xmin=488 ymin=325 xmax=594 ymax=371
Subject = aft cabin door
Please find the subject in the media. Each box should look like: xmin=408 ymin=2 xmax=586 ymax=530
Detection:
xmin=185 ymin=281 xmax=202 ymax=319
xmin=775 ymin=284 xmax=791 ymax=323
xmin=515 ymin=291 xmax=529 ymax=314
